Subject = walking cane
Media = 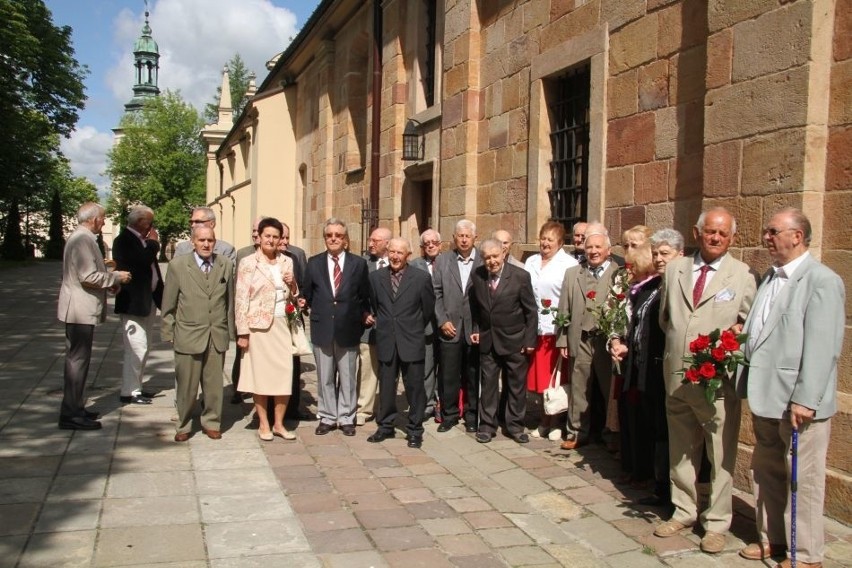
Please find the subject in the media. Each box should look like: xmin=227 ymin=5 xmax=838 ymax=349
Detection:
xmin=790 ymin=427 xmax=798 ymax=568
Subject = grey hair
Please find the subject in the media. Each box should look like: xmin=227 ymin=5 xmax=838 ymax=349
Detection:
xmin=191 ymin=206 xmax=216 ymax=223
xmin=420 ymin=228 xmax=441 ymax=244
xmin=650 ymin=228 xmax=685 ymax=251
xmin=480 ymin=238 xmax=503 ymax=254
xmin=775 ymin=207 xmax=812 ymax=246
xmin=572 ymin=221 xmax=588 ymax=232
xmin=77 ymin=202 xmax=104 ymax=223
xmin=584 ymin=230 xmax=611 ymax=248
xmin=127 ymin=205 xmax=154 ymax=226
xmin=455 ymin=219 xmax=476 ymax=235
xmin=388 ymin=237 xmax=411 ymax=253
xmin=323 ymin=217 xmax=348 ymax=237
xmin=695 ymin=207 xmax=737 ymax=235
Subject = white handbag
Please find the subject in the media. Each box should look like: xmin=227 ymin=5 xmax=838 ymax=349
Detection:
xmin=543 ymin=354 xmax=569 ymax=416
xmin=290 ymin=320 xmax=313 ymax=356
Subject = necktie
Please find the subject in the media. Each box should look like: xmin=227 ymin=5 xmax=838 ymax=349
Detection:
xmin=489 ymin=276 xmax=498 ymax=296
xmin=427 ymin=258 xmax=434 ymax=276
xmin=693 ymin=265 xmax=711 ymax=307
xmin=201 ymin=260 xmax=211 ymax=274
xmin=391 ymin=270 xmax=401 ymax=297
xmin=332 ymin=255 xmax=342 ymax=294
xmin=377 ymin=258 xmax=386 ymax=269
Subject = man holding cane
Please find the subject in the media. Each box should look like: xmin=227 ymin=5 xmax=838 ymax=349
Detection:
xmin=737 ymin=208 xmax=844 ymax=568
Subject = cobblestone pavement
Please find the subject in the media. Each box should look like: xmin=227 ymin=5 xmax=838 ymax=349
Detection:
xmin=0 ymin=262 xmax=849 ymax=567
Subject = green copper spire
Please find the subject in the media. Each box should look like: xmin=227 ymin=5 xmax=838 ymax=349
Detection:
xmin=124 ymin=1 xmax=160 ymax=114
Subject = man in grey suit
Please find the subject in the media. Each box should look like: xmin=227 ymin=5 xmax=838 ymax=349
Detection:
xmin=555 ymin=229 xmax=618 ymax=449
xmin=736 ymin=208 xmax=844 ymax=568
xmin=173 ymin=207 xmax=236 ymax=264
xmin=655 ymin=207 xmax=757 ymax=554
xmin=433 ymin=219 xmax=482 ymax=432
xmin=161 ymin=226 xmax=235 ymax=442
xmin=410 ymin=228 xmax=442 ymax=419
xmin=366 ymin=238 xmax=435 ymax=448
xmin=57 ymin=203 xmax=131 ymax=430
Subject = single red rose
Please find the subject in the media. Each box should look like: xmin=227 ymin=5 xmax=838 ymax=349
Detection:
xmin=625 ymin=263 xmax=633 ymax=270
xmin=285 ymin=303 xmax=296 ymax=314
xmin=616 ymin=292 xmax=626 ymax=301
xmin=711 ymin=347 xmax=726 ymax=362
xmin=542 ymin=299 xmax=552 ymax=308
xmin=720 ymin=335 xmax=740 ymax=351
xmin=692 ymin=334 xmax=711 ymax=351
xmin=685 ymin=368 xmax=701 ymax=383
xmin=699 ymin=361 xmax=717 ymax=379
xmin=586 ymin=291 xmax=597 ymax=300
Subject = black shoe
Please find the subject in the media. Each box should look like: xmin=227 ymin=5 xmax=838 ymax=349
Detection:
xmin=84 ymin=410 xmax=100 ymax=420
xmin=510 ymin=432 xmax=530 ymax=444
xmin=119 ymin=395 xmax=152 ymax=405
xmin=638 ymin=495 xmax=672 ymax=507
xmin=367 ymin=430 xmax=396 ymax=443
xmin=59 ymin=416 xmax=102 ymax=430
xmin=465 ymin=423 xmax=477 ymax=433
xmin=230 ymin=393 xmax=243 ymax=404
xmin=315 ymin=422 xmax=335 ymax=435
xmin=407 ymin=436 xmax=423 ymax=448
xmin=340 ymin=424 xmax=356 ymax=437
xmin=475 ymin=432 xmax=494 ymax=443
xmin=140 ymin=390 xmax=157 ymax=398
xmin=437 ymin=420 xmax=458 ymax=433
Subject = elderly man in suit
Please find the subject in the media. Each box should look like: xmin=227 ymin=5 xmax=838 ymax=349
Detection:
xmin=57 ymin=203 xmax=131 ymax=430
xmin=736 ymin=208 xmax=844 ymax=568
xmin=556 ymin=229 xmax=619 ymax=449
xmin=654 ymin=207 xmax=757 ymax=554
xmin=366 ymin=238 xmax=435 ymax=448
xmin=113 ymin=205 xmax=164 ymax=405
xmin=470 ymin=239 xmax=537 ymax=444
xmin=357 ymin=226 xmax=391 ymax=426
xmin=492 ymin=229 xmax=525 ymax=268
xmin=433 ymin=219 xmax=482 ymax=432
xmin=410 ymin=228 xmax=442 ymax=419
xmin=173 ymin=207 xmax=236 ymax=264
xmin=161 ymin=226 xmax=235 ymax=442
xmin=302 ymin=218 xmax=372 ymax=436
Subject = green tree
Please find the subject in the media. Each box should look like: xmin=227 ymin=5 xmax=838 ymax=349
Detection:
xmin=203 ymin=53 xmax=252 ymax=123
xmin=0 ymin=197 xmax=26 ymax=260
xmin=0 ymin=0 xmax=87 ymax=202
xmin=107 ymin=91 xmax=206 ymax=258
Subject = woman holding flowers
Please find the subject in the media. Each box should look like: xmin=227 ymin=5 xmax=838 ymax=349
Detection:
xmin=610 ymin=228 xmax=684 ymax=504
xmin=524 ymin=221 xmax=578 ymax=439
xmin=235 ymin=217 xmax=299 ymax=441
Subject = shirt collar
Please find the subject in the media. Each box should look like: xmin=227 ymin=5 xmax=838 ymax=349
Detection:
xmin=775 ymin=251 xmax=809 ymax=280
xmin=693 ymin=253 xmax=725 ymax=272
xmin=194 ymin=252 xmax=213 ymax=268
xmin=456 ymin=248 xmax=476 ymax=263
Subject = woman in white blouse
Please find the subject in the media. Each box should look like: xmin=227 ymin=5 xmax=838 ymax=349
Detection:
xmin=524 ymin=221 xmax=578 ymax=440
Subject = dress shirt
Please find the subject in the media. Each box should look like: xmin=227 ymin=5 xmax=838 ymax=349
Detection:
xmin=457 ymin=249 xmax=476 ymax=290
xmin=746 ymin=251 xmax=810 ymax=355
xmin=376 ymin=257 xmax=388 ymax=270
xmin=590 ymin=259 xmax=611 ymax=279
xmin=193 ymin=252 xmax=214 ymax=272
xmin=692 ymin=253 xmax=725 ymax=289
xmin=524 ymin=249 xmax=578 ymax=335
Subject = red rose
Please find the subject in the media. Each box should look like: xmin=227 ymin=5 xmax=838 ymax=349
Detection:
xmin=692 ymin=334 xmax=711 ymax=351
xmin=285 ymin=303 xmax=296 ymax=314
xmin=542 ymin=299 xmax=552 ymax=308
xmin=586 ymin=291 xmax=597 ymax=300
xmin=720 ymin=332 xmax=740 ymax=351
xmin=685 ymin=368 xmax=701 ymax=383
xmin=616 ymin=292 xmax=626 ymax=301
xmin=625 ymin=263 xmax=633 ymax=270
xmin=711 ymin=347 xmax=726 ymax=362
xmin=699 ymin=361 xmax=717 ymax=379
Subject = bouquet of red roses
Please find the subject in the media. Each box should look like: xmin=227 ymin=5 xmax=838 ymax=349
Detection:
xmin=680 ymin=328 xmax=748 ymax=405
xmin=540 ymin=298 xmax=570 ymax=330
xmin=586 ymin=266 xmax=631 ymax=339
xmin=285 ymin=301 xmax=302 ymax=326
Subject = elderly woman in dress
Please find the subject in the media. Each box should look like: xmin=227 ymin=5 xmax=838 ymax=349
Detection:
xmin=524 ymin=221 xmax=578 ymax=440
xmin=610 ymin=228 xmax=684 ymax=505
xmin=235 ymin=217 xmax=299 ymax=441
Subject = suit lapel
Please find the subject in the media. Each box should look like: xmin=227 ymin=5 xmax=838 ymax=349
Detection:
xmin=745 ymin=270 xmax=774 ymax=339
xmin=394 ymin=268 xmax=415 ymax=301
xmin=754 ymin=256 xmax=813 ymax=349
xmin=677 ymin=260 xmax=695 ymax=310
xmin=186 ymin=255 xmax=208 ymax=292
xmin=699 ymin=256 xmax=733 ymax=307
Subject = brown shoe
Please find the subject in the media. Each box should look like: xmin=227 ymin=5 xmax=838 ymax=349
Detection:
xmin=740 ymin=542 xmax=786 ymax=561
xmin=203 ymin=429 xmax=222 ymax=440
xmin=174 ymin=432 xmax=191 ymax=442
xmin=653 ymin=519 xmax=690 ymax=538
xmin=775 ymin=560 xmax=822 ymax=568
xmin=700 ymin=531 xmax=726 ymax=554
xmin=560 ymin=438 xmax=581 ymax=450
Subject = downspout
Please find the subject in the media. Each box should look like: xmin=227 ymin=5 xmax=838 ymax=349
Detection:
xmin=369 ymin=0 xmax=382 ymax=230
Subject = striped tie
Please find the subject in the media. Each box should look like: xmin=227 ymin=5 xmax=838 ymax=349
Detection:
xmin=391 ymin=270 xmax=402 ymax=297
xmin=332 ymin=255 xmax=342 ymax=294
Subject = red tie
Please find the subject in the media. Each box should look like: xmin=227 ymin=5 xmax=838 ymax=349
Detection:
xmin=332 ymin=255 xmax=342 ymax=294
xmin=693 ymin=265 xmax=711 ymax=307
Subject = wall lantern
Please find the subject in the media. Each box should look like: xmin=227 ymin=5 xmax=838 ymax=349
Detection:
xmin=402 ymin=119 xmax=423 ymax=161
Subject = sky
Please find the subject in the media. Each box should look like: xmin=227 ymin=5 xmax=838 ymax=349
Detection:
xmin=45 ymin=0 xmax=322 ymax=193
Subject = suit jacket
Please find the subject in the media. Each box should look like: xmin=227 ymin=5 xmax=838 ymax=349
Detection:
xmin=287 ymin=245 xmax=308 ymax=280
xmin=369 ymin=266 xmax=435 ymax=363
xmin=736 ymin=255 xmax=844 ymax=420
xmin=470 ymin=263 xmax=537 ymax=356
xmin=236 ymin=244 xmax=257 ymax=266
xmin=57 ymin=226 xmax=120 ymax=325
xmin=433 ymin=249 xmax=483 ymax=344
xmin=302 ymin=251 xmax=371 ymax=348
xmin=235 ymin=250 xmax=296 ymax=335
xmin=410 ymin=256 xmax=438 ymax=335
xmin=660 ymin=253 xmax=757 ymax=396
xmin=174 ymin=238 xmax=236 ymax=265
xmin=360 ymin=255 xmax=387 ymax=343
xmin=554 ymin=260 xmax=619 ymax=356
xmin=113 ymin=228 xmax=164 ymax=315
xmin=161 ymin=253 xmax=235 ymax=354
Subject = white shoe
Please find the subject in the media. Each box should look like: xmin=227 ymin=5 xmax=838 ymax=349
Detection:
xmin=273 ymin=428 xmax=297 ymax=440
xmin=548 ymin=429 xmax=563 ymax=441
xmin=529 ymin=427 xmax=546 ymax=439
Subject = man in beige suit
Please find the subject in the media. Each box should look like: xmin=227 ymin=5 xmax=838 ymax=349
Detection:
xmin=57 ymin=203 xmax=130 ymax=430
xmin=655 ymin=207 xmax=757 ymax=554
xmin=556 ymin=229 xmax=618 ymax=449
xmin=161 ymin=226 xmax=235 ymax=442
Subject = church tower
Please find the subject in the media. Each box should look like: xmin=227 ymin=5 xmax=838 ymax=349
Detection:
xmin=124 ymin=4 xmax=160 ymax=115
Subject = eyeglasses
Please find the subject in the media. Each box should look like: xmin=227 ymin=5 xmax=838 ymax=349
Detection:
xmin=324 ymin=233 xmax=345 ymax=239
xmin=762 ymin=227 xmax=796 ymax=237
xmin=190 ymin=219 xmax=210 ymax=225
xmin=422 ymin=240 xmax=440 ymax=246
